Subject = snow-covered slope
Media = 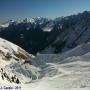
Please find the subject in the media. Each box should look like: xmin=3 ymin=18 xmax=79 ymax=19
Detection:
xmin=0 ymin=38 xmax=32 ymax=63
xmin=0 ymin=38 xmax=90 ymax=90
xmin=24 ymin=42 xmax=90 ymax=90
xmin=0 ymin=38 xmax=40 ymax=85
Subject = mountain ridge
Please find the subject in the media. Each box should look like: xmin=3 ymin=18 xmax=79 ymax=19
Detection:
xmin=0 ymin=11 xmax=90 ymax=55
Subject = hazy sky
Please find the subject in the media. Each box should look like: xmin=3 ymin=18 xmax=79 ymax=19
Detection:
xmin=0 ymin=0 xmax=90 ymax=23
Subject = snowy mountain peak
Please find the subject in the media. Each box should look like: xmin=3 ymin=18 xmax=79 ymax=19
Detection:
xmin=0 ymin=20 xmax=15 ymax=28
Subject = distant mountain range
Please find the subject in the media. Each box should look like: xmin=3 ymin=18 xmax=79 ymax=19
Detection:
xmin=0 ymin=11 xmax=90 ymax=55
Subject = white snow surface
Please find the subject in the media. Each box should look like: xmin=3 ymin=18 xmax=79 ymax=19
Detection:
xmin=0 ymin=38 xmax=38 ymax=85
xmin=0 ymin=38 xmax=90 ymax=90
xmin=27 ymin=42 xmax=90 ymax=90
xmin=42 ymin=27 xmax=53 ymax=32
xmin=0 ymin=24 xmax=9 ymax=28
